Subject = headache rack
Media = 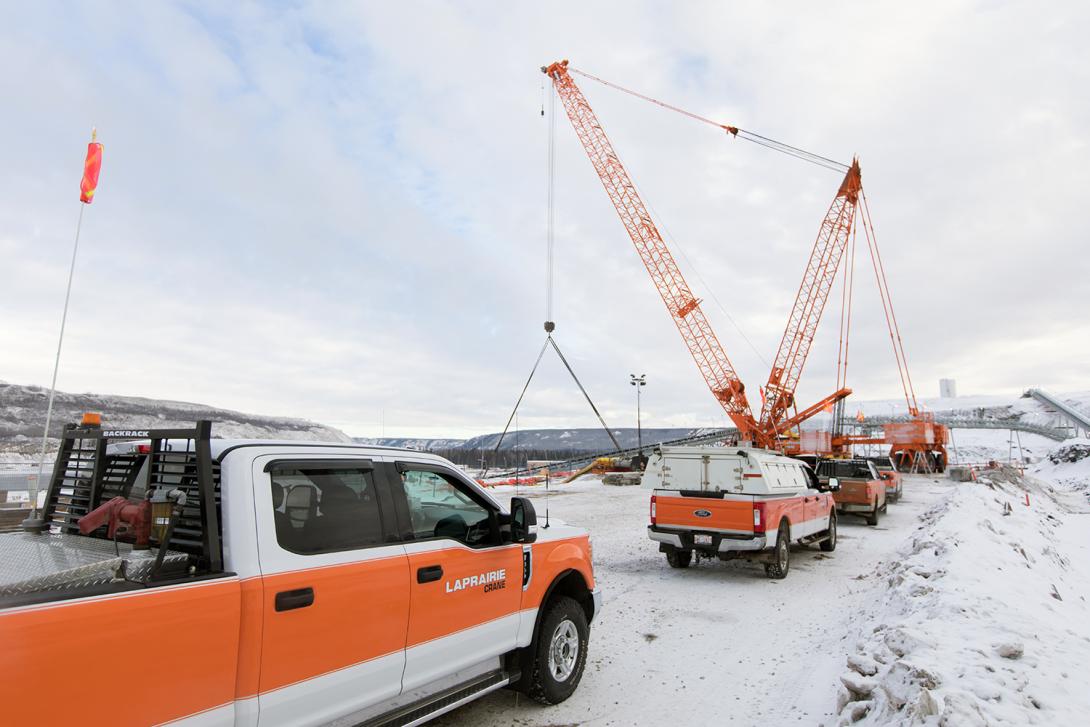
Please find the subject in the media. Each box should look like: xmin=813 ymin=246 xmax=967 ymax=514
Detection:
xmin=29 ymin=419 xmax=222 ymax=571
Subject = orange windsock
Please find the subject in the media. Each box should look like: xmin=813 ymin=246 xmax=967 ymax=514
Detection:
xmin=80 ymin=132 xmax=103 ymax=204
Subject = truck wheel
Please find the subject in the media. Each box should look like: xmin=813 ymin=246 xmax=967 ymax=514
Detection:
xmin=764 ymin=522 xmax=790 ymax=579
xmin=666 ymin=550 xmax=692 ymax=569
xmin=527 ymin=596 xmax=589 ymax=705
xmin=866 ymin=504 xmax=879 ymax=526
xmin=819 ymin=513 xmax=837 ymax=552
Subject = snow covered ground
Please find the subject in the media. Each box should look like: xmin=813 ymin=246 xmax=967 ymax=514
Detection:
xmin=436 ymin=443 xmax=1090 ymax=726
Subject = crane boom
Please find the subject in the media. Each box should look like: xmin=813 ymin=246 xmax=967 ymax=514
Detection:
xmin=758 ymin=161 xmax=861 ymax=436
xmin=542 ymin=60 xmax=757 ymax=437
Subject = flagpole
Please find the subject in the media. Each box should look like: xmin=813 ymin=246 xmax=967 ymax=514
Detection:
xmin=25 ymin=127 xmax=101 ymax=531
xmin=26 ymin=203 xmax=86 ymax=524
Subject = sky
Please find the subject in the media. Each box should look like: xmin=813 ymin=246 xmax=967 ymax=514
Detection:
xmin=1 ymin=1 xmax=1087 ymax=439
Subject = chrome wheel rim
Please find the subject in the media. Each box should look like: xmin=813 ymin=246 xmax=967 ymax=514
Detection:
xmin=829 ymin=516 xmax=837 ymax=547
xmin=548 ymin=619 xmax=579 ymax=682
xmin=778 ymin=537 xmax=788 ymax=569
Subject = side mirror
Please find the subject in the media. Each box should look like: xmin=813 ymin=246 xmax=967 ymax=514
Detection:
xmin=827 ymin=477 xmax=841 ymax=492
xmin=510 ymin=497 xmax=537 ymax=544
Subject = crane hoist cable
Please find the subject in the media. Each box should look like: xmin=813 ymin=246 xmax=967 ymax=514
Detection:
xmin=567 ymin=65 xmax=850 ymax=174
xmin=483 ymin=82 xmax=622 ymax=477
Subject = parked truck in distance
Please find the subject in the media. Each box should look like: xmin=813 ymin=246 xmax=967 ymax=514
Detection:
xmin=642 ymin=446 xmax=839 ymax=579
xmin=1 ymin=418 xmax=601 ymax=726
xmin=816 ymin=458 xmax=887 ymax=526
xmin=866 ymin=455 xmax=903 ymax=502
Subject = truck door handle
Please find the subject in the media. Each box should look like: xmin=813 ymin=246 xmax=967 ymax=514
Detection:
xmin=275 ymin=587 xmax=314 ymax=612
xmin=417 ymin=565 xmax=443 ymax=584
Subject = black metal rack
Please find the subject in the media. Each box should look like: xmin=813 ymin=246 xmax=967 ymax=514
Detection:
xmin=29 ymin=420 xmax=223 ymax=572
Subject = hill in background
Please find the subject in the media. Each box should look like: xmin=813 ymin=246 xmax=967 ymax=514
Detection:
xmin=0 ymin=380 xmax=350 ymax=459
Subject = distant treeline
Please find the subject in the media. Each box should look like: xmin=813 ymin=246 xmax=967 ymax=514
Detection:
xmin=428 ymin=447 xmax=602 ymax=471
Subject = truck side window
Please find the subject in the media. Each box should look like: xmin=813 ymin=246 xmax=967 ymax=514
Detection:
xmin=399 ymin=469 xmax=495 ymax=547
xmin=269 ymin=466 xmax=386 ymax=554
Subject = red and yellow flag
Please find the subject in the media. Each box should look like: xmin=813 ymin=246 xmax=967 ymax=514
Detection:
xmin=79 ymin=130 xmax=103 ymax=204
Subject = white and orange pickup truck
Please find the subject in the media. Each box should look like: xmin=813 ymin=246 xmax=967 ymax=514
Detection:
xmin=642 ymin=446 xmax=839 ymax=579
xmin=0 ymin=418 xmax=601 ymax=726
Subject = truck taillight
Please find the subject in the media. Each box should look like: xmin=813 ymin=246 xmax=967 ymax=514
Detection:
xmin=753 ymin=502 xmax=766 ymax=533
xmin=650 ymin=495 xmax=657 ymax=525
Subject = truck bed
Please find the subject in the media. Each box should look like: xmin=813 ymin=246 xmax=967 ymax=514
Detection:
xmin=0 ymin=532 xmax=188 ymax=601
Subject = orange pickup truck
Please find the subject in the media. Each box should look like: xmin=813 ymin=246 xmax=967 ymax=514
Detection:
xmin=643 ymin=447 xmax=838 ymax=579
xmin=866 ymin=455 xmax=903 ymax=502
xmin=816 ymin=458 xmax=887 ymax=526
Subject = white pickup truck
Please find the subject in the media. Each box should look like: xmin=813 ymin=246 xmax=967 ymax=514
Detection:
xmin=0 ymin=417 xmax=601 ymax=726
xmin=643 ymin=446 xmax=838 ymax=578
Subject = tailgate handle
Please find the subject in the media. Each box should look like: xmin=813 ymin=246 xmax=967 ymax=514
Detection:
xmin=275 ymin=587 xmax=314 ymax=612
xmin=417 ymin=565 xmax=443 ymax=584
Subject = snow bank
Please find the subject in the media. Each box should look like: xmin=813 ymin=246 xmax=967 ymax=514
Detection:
xmin=1031 ymin=438 xmax=1090 ymax=495
xmin=834 ymin=466 xmax=1090 ymax=725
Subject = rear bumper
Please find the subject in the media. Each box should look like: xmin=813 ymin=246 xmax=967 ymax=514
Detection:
xmin=837 ymin=502 xmax=876 ymax=513
xmin=648 ymin=525 xmax=774 ymax=553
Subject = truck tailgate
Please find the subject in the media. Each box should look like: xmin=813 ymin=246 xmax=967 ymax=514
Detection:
xmin=653 ymin=491 xmax=754 ymax=533
xmin=835 ymin=480 xmax=873 ymax=504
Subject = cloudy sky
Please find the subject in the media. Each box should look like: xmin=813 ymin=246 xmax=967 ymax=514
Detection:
xmin=1 ymin=2 xmax=1086 ymax=438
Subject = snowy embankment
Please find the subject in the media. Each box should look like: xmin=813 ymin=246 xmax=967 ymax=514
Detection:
xmin=835 ymin=451 xmax=1090 ymax=725
xmin=1031 ymin=438 xmax=1090 ymax=495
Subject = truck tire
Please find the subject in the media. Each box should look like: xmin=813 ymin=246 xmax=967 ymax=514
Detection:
xmin=819 ymin=513 xmax=837 ymax=552
xmin=764 ymin=522 xmax=790 ymax=579
xmin=527 ymin=596 xmax=589 ymax=705
xmin=866 ymin=503 xmax=879 ymax=527
xmin=666 ymin=549 xmax=692 ymax=569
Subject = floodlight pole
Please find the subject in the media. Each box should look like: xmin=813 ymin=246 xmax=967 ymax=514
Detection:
xmin=630 ymin=374 xmax=646 ymax=452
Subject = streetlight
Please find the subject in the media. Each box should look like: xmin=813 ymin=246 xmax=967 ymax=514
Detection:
xmin=630 ymin=374 xmax=646 ymax=452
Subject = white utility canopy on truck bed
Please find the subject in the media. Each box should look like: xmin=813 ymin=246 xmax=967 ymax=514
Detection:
xmin=640 ymin=446 xmax=814 ymax=494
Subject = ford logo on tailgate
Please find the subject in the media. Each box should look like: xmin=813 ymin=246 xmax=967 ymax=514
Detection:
xmin=693 ymin=509 xmax=712 ymax=518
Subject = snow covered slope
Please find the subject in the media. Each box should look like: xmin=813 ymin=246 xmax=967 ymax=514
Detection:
xmin=0 ymin=380 xmax=350 ymax=458
xmin=1032 ymin=438 xmax=1090 ymax=495
xmin=835 ymin=454 xmax=1090 ymax=725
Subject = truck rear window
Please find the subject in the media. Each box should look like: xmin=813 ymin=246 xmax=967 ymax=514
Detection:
xmin=819 ymin=461 xmax=874 ymax=479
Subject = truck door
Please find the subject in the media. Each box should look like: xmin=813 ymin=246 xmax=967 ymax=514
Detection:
xmin=388 ymin=462 xmax=523 ymax=694
xmin=253 ymin=457 xmax=410 ymax=726
xmin=799 ymin=464 xmax=827 ymax=535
